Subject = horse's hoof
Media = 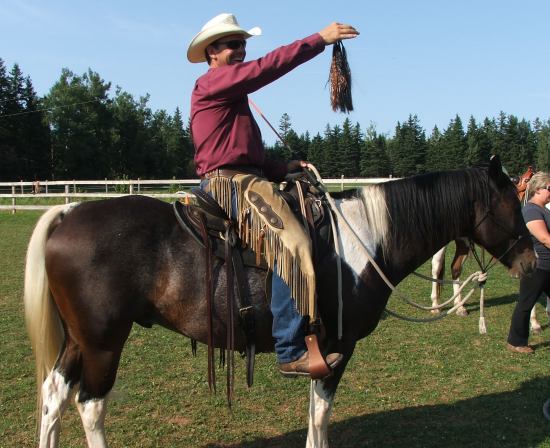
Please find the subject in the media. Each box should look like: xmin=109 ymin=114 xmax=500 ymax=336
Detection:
xmin=531 ymin=326 xmax=542 ymax=335
xmin=456 ymin=307 xmax=468 ymax=317
xmin=543 ymin=399 xmax=550 ymax=421
xmin=430 ymin=309 xmax=441 ymax=315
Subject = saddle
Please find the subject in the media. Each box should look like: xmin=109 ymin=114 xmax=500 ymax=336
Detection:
xmin=173 ymin=176 xmax=331 ymax=397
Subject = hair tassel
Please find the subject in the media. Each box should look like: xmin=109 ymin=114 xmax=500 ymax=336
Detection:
xmin=329 ymin=40 xmax=353 ymax=113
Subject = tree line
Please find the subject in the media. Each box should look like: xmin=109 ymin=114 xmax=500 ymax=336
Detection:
xmin=1 ymin=59 xmax=549 ymax=181
xmin=272 ymin=112 xmax=550 ymax=179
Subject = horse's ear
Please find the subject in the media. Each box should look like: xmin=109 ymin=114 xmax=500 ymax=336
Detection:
xmin=489 ymin=154 xmax=502 ymax=177
xmin=488 ymin=155 xmax=509 ymax=187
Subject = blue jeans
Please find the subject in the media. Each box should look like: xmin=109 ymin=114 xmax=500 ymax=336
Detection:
xmin=271 ymin=262 xmax=307 ymax=363
xmin=199 ymin=178 xmax=306 ymax=363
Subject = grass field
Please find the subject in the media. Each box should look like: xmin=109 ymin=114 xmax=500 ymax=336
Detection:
xmin=1 ymin=210 xmax=550 ymax=447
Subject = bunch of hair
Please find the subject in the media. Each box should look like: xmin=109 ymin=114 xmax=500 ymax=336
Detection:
xmin=329 ymin=41 xmax=353 ymax=113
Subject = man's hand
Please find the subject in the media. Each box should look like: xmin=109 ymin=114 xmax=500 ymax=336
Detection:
xmin=287 ymin=160 xmax=308 ymax=172
xmin=319 ymin=22 xmax=359 ymax=45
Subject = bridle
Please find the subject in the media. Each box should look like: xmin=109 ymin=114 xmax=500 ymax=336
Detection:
xmin=468 ymin=200 xmax=528 ymax=275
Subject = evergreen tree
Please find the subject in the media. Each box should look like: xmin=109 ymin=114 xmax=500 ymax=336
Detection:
xmin=426 ymin=125 xmax=445 ymax=171
xmin=491 ymin=111 xmax=509 ymax=164
xmin=388 ymin=115 xmax=427 ymax=176
xmin=481 ymin=117 xmax=498 ymax=158
xmin=277 ymin=112 xmax=293 ymax=160
xmin=465 ymin=116 xmax=491 ymax=166
xmin=147 ymin=109 xmax=172 ymax=178
xmin=285 ymin=129 xmax=305 ymax=160
xmin=507 ymin=116 xmax=535 ymax=176
xmin=0 ymin=63 xmax=50 ymax=180
xmin=535 ymin=119 xmax=550 ymax=172
xmin=0 ymin=60 xmax=17 ymax=180
xmin=110 ymin=89 xmax=151 ymax=178
xmin=44 ymin=68 xmax=113 ymax=179
xmin=147 ymin=108 xmax=195 ymax=179
xmin=168 ymin=107 xmax=194 ymax=178
xmin=441 ymin=115 xmax=467 ymax=170
xmin=338 ymin=118 xmax=361 ymax=177
xmin=360 ymin=124 xmax=390 ymax=177
xmin=19 ymin=76 xmax=50 ymax=180
xmin=322 ymin=124 xmax=342 ymax=177
xmin=306 ymin=132 xmax=324 ymax=172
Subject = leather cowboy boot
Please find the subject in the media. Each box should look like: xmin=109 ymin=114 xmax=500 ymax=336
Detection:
xmin=279 ymin=351 xmax=343 ymax=378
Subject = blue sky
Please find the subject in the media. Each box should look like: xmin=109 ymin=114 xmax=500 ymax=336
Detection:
xmin=1 ymin=0 xmax=549 ymax=144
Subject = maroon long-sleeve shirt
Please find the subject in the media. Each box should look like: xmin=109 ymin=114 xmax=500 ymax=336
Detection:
xmin=190 ymin=33 xmax=325 ymax=182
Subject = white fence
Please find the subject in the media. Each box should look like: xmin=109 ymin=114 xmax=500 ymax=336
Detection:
xmin=0 ymin=177 xmax=393 ymax=213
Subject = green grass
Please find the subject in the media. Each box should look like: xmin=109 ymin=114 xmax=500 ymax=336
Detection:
xmin=2 ymin=210 xmax=550 ymax=447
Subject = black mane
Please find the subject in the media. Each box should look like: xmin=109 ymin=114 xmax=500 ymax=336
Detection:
xmin=378 ymin=166 xmax=514 ymax=252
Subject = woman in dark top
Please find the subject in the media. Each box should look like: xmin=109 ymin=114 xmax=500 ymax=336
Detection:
xmin=507 ymin=171 xmax=550 ymax=353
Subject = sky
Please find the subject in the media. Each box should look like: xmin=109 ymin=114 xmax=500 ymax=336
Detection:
xmin=1 ymin=0 xmax=549 ymax=145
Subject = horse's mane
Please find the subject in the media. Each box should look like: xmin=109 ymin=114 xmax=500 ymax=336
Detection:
xmin=356 ymin=165 xmax=509 ymax=256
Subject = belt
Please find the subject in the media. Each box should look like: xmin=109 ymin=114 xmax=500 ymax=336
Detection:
xmin=201 ymin=166 xmax=264 ymax=180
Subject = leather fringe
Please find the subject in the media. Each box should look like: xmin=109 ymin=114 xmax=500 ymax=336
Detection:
xmin=207 ymin=175 xmax=315 ymax=319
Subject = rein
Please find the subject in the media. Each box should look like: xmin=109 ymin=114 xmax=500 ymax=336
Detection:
xmin=304 ymin=165 xmax=513 ymax=333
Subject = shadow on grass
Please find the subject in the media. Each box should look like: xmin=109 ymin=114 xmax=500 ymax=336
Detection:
xmin=205 ymin=376 xmax=550 ymax=448
xmin=467 ymin=293 xmax=518 ymax=312
xmin=466 ymin=294 xmax=550 ymax=330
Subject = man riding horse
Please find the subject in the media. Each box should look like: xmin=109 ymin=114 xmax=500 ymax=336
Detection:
xmin=187 ymin=13 xmax=359 ymax=377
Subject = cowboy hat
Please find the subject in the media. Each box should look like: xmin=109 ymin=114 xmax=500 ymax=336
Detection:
xmin=187 ymin=13 xmax=262 ymax=63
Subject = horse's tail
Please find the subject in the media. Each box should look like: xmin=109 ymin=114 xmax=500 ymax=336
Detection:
xmin=24 ymin=203 xmax=75 ymax=413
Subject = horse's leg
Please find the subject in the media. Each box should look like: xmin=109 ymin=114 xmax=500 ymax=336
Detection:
xmin=530 ymin=305 xmax=542 ymax=334
xmin=75 ymin=395 xmax=108 ymax=448
xmin=305 ymin=351 xmax=351 ymax=448
xmin=451 ymin=239 xmax=470 ymax=317
xmin=430 ymin=246 xmax=446 ymax=314
xmin=530 ymin=295 xmax=550 ymax=334
xmin=38 ymin=336 xmax=81 ymax=448
xmin=306 ymin=380 xmax=335 ymax=448
xmin=39 ymin=369 xmax=73 ymax=448
xmin=74 ymin=345 xmax=125 ymax=448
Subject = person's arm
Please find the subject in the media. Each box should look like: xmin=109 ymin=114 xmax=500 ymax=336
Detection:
xmin=205 ymin=34 xmax=325 ymax=99
xmin=206 ymin=22 xmax=359 ymax=99
xmin=527 ymin=220 xmax=550 ymax=249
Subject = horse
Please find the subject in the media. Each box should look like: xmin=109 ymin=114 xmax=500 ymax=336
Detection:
xmin=24 ymin=156 xmax=535 ymax=448
xmin=429 ymin=166 xmax=547 ymax=331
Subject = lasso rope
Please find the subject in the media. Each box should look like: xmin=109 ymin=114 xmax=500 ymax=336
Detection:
xmin=305 ymin=164 xmax=489 ymax=333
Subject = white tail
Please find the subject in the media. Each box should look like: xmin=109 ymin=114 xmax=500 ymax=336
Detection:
xmin=23 ymin=204 xmax=76 ymax=416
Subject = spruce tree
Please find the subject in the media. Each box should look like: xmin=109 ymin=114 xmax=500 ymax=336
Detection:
xmin=169 ymin=107 xmax=194 ymax=178
xmin=535 ymin=119 xmax=550 ymax=172
xmin=360 ymin=124 xmax=390 ymax=177
xmin=389 ymin=115 xmax=427 ymax=176
xmin=20 ymin=76 xmax=50 ymax=180
xmin=339 ymin=118 xmax=361 ymax=177
xmin=0 ymin=59 xmax=15 ymax=180
xmin=426 ymin=125 xmax=445 ymax=171
xmin=441 ymin=115 xmax=467 ymax=170
xmin=322 ymin=124 xmax=342 ymax=177
xmin=306 ymin=133 xmax=324 ymax=172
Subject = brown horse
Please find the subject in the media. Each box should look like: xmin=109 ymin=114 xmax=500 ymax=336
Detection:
xmin=24 ymin=156 xmax=535 ymax=447
xmin=430 ymin=165 xmax=536 ymax=318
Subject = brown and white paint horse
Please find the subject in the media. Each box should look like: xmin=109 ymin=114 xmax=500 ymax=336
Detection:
xmin=24 ymin=157 xmax=535 ymax=448
xmin=429 ymin=166 xmax=548 ymax=332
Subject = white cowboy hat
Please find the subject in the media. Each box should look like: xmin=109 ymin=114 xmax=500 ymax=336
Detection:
xmin=187 ymin=13 xmax=262 ymax=63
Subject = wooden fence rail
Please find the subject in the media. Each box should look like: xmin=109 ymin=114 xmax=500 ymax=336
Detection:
xmin=0 ymin=177 xmax=393 ymax=213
